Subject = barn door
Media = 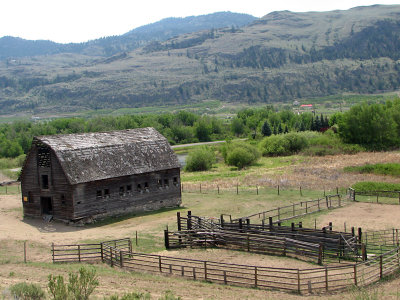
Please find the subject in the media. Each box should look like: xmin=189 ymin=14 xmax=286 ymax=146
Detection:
xmin=40 ymin=197 xmax=53 ymax=215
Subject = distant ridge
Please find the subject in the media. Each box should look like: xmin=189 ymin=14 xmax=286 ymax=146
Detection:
xmin=0 ymin=12 xmax=257 ymax=60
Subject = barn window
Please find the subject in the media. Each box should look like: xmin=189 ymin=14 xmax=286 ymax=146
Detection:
xmin=104 ymin=189 xmax=110 ymax=197
xmin=41 ymin=175 xmax=49 ymax=189
xmin=157 ymin=179 xmax=162 ymax=187
xmin=126 ymin=185 xmax=132 ymax=193
xmin=119 ymin=186 xmax=125 ymax=196
xmin=164 ymin=179 xmax=169 ymax=187
xmin=137 ymin=184 xmax=142 ymax=192
xmin=144 ymin=182 xmax=149 ymax=192
xmin=173 ymin=177 xmax=178 ymax=186
xmin=61 ymin=194 xmax=66 ymax=205
xmin=96 ymin=190 xmax=102 ymax=198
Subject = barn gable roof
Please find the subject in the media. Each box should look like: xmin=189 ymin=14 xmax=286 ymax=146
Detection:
xmin=32 ymin=127 xmax=180 ymax=185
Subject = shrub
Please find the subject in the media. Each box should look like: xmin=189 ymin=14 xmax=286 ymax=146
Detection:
xmin=283 ymin=132 xmax=308 ymax=153
xmin=259 ymin=135 xmax=290 ymax=156
xmin=105 ymin=291 xmax=151 ymax=300
xmin=48 ymin=275 xmax=68 ymax=300
xmin=184 ymin=147 xmax=216 ymax=172
xmin=48 ymin=267 xmax=98 ymax=300
xmin=344 ymin=163 xmax=400 ymax=177
xmin=9 ymin=282 xmax=45 ymax=300
xmin=223 ymin=142 xmax=260 ymax=169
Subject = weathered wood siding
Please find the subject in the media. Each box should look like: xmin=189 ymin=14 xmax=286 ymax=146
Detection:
xmin=71 ymin=168 xmax=181 ymax=220
xmin=21 ymin=145 xmax=73 ymax=219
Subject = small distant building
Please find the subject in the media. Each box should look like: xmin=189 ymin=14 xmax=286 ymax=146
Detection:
xmin=20 ymin=128 xmax=181 ymax=222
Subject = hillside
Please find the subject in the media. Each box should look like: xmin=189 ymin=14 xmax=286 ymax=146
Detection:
xmin=0 ymin=5 xmax=400 ymax=114
xmin=0 ymin=12 xmax=256 ymax=59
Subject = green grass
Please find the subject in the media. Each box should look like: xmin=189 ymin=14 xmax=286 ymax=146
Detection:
xmin=352 ymin=181 xmax=400 ymax=192
xmin=0 ymin=184 xmax=20 ymax=195
xmin=181 ymin=156 xmax=301 ymax=183
xmin=344 ymin=163 xmax=400 ymax=177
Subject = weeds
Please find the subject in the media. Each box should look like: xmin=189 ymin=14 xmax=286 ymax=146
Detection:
xmin=9 ymin=282 xmax=45 ymax=300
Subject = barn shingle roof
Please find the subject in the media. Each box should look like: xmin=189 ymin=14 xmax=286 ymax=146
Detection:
xmin=33 ymin=127 xmax=180 ymax=185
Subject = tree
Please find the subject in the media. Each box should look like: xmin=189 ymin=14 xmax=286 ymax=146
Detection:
xmin=230 ymin=117 xmax=245 ymax=136
xmin=194 ymin=118 xmax=212 ymax=142
xmin=261 ymin=121 xmax=272 ymax=136
xmin=338 ymin=102 xmax=398 ymax=149
xmin=185 ymin=147 xmax=216 ymax=172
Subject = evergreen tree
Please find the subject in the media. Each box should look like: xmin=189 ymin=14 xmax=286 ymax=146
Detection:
xmin=261 ymin=121 xmax=272 ymax=136
xmin=278 ymin=123 xmax=283 ymax=134
xmin=284 ymin=125 xmax=289 ymax=134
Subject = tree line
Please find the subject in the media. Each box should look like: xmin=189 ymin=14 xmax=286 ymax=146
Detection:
xmin=1 ymin=98 xmax=400 ymax=159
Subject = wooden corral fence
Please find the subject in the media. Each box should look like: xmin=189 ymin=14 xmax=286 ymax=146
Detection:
xmin=51 ymin=237 xmax=400 ymax=295
xmin=349 ymin=188 xmax=400 ymax=204
xmin=51 ymin=242 xmax=102 ymax=263
xmin=234 ymin=194 xmax=343 ymax=224
xmin=171 ymin=212 xmax=363 ymax=264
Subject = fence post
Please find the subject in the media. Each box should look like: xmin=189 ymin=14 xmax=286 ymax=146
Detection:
xmin=187 ymin=211 xmax=192 ymax=230
xmin=277 ymin=185 xmax=280 ymax=195
xmin=305 ymin=201 xmax=308 ymax=214
xmin=217 ymin=185 xmax=219 ymax=194
xmin=120 ymin=251 xmax=124 ymax=267
xmin=239 ymin=218 xmax=243 ymax=229
xmin=51 ymin=243 xmax=55 ymax=263
xmin=269 ymin=217 xmax=273 ymax=228
xmin=318 ymin=243 xmax=323 ymax=265
xmin=193 ymin=267 xmax=196 ymax=280
xmin=380 ymin=255 xmax=383 ymax=279
xmin=220 ymin=215 xmax=224 ymax=228
xmin=159 ymin=256 xmax=162 ymax=272
xmin=100 ymin=243 xmax=104 ymax=262
xmin=200 ymin=183 xmax=202 ymax=193
xmin=247 ymin=233 xmax=250 ymax=252
xmin=254 ymin=267 xmax=258 ymax=288
xmin=236 ymin=184 xmax=239 ymax=195
xmin=78 ymin=245 xmax=81 ymax=263
xmin=362 ymin=244 xmax=367 ymax=261
xmin=358 ymin=228 xmax=362 ymax=243
xmin=318 ymin=199 xmax=320 ymax=211
xmin=110 ymin=248 xmax=114 ymax=267
xmin=325 ymin=267 xmax=328 ymax=291
xmin=129 ymin=239 xmax=132 ymax=253
xmin=223 ymin=270 xmax=227 ymax=284
xmin=204 ymin=261 xmax=207 ymax=281
xmin=297 ymin=269 xmax=301 ymax=294
xmin=396 ymin=229 xmax=399 ymax=246
xmin=256 ymin=186 xmax=258 ymax=195
xmin=325 ymin=196 xmax=329 ymax=208
xmin=354 ymin=264 xmax=357 ymax=286
xmin=24 ymin=241 xmax=27 ymax=264
xmin=177 ymin=212 xmax=181 ymax=231
xmin=164 ymin=229 xmax=170 ymax=249
xmin=338 ymin=195 xmax=341 ymax=207
xmin=329 ymin=222 xmax=332 ymax=232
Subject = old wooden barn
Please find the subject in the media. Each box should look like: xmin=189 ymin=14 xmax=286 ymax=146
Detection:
xmin=20 ymin=127 xmax=181 ymax=222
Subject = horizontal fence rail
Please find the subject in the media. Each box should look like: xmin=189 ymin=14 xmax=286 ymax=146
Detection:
xmin=349 ymin=188 xmax=400 ymax=204
xmin=51 ymin=237 xmax=400 ymax=295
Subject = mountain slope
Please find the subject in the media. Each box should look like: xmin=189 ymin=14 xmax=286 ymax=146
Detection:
xmin=0 ymin=5 xmax=400 ymax=114
xmin=0 ymin=12 xmax=256 ymax=60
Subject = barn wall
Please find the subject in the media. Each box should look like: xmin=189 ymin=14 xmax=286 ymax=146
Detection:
xmin=71 ymin=168 xmax=181 ymax=220
xmin=21 ymin=145 xmax=73 ymax=219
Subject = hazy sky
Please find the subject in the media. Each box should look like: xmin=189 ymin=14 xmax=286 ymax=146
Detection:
xmin=1 ymin=0 xmax=399 ymax=43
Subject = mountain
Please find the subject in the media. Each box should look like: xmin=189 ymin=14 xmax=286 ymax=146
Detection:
xmin=0 ymin=12 xmax=257 ymax=60
xmin=1 ymin=5 xmax=400 ymax=114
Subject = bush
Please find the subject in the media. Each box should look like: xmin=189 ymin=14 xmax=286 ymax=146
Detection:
xmin=223 ymin=142 xmax=260 ymax=169
xmin=9 ymin=282 xmax=45 ymax=300
xmin=105 ymin=291 xmax=151 ymax=300
xmin=184 ymin=147 xmax=216 ymax=172
xmin=259 ymin=135 xmax=290 ymax=156
xmin=344 ymin=163 xmax=400 ymax=177
xmin=283 ymin=132 xmax=308 ymax=153
xmin=48 ymin=267 xmax=98 ymax=300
